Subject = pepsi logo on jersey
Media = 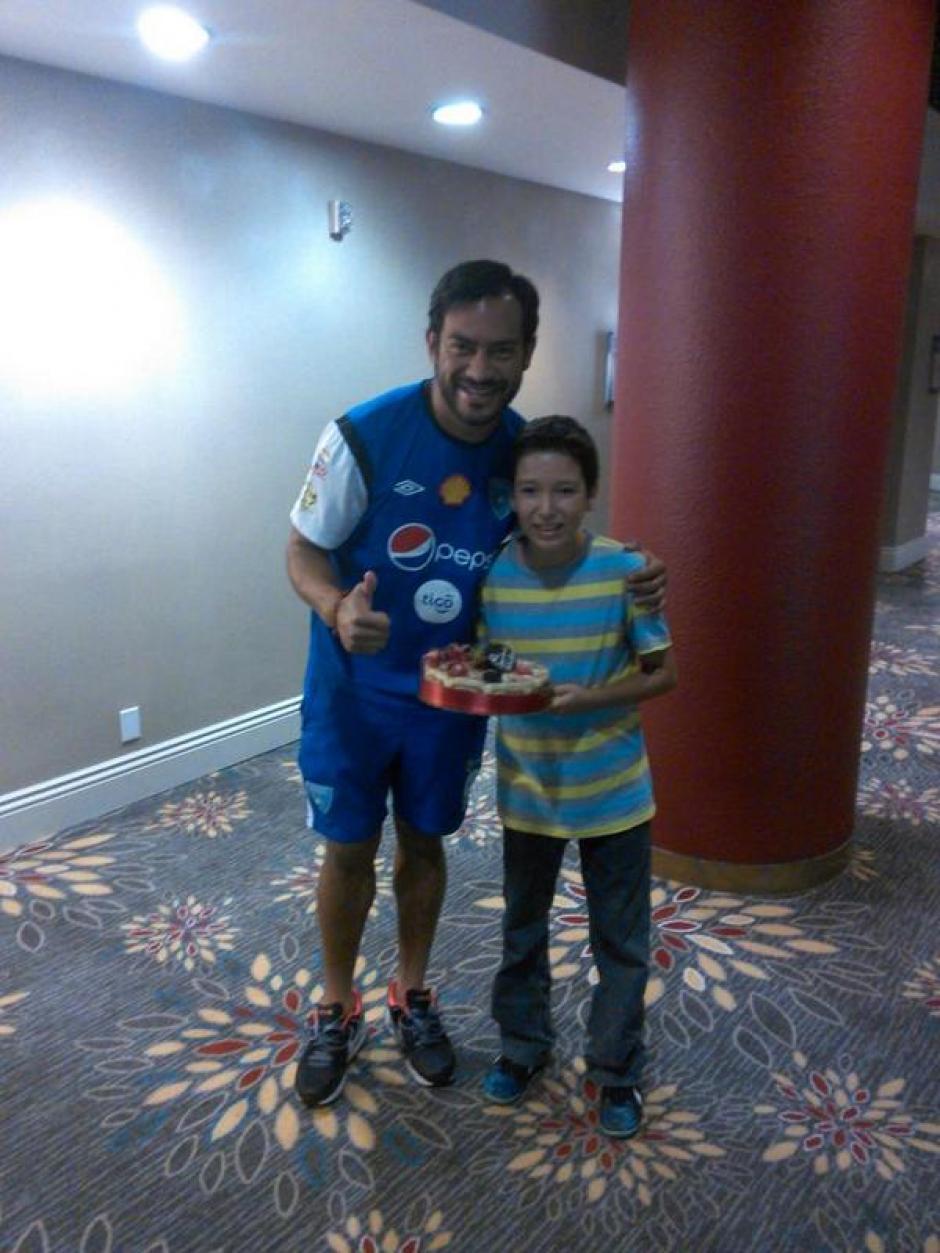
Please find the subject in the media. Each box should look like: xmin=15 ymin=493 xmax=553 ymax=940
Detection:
xmin=387 ymin=524 xmax=492 ymax=573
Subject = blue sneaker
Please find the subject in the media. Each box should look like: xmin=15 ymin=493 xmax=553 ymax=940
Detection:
xmin=482 ymin=1055 xmax=544 ymax=1105
xmin=599 ymin=1085 xmax=643 ymax=1139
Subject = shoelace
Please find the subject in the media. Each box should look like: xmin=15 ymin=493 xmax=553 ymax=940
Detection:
xmin=309 ymin=1010 xmax=350 ymax=1056
xmin=406 ymin=998 xmax=446 ymax=1045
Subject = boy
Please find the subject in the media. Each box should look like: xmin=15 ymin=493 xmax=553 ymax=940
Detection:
xmin=478 ymin=415 xmax=677 ymax=1139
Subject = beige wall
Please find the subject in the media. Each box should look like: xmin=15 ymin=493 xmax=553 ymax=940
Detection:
xmin=0 ymin=56 xmax=621 ymax=794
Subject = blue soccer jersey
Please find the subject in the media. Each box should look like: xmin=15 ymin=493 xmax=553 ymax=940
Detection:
xmin=292 ymin=382 xmax=523 ymax=700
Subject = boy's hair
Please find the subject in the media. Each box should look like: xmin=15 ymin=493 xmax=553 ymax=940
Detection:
xmin=428 ymin=260 xmax=540 ymax=346
xmin=513 ymin=415 xmax=599 ymax=495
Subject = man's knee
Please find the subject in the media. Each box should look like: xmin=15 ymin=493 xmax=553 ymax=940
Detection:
xmin=394 ymin=817 xmax=446 ymax=866
xmin=322 ymin=834 xmax=381 ymax=876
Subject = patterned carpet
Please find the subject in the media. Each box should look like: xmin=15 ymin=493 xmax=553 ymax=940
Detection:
xmin=2 ymin=513 xmax=938 ymax=1253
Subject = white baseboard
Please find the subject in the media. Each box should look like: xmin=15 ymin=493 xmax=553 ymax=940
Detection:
xmin=879 ymin=534 xmax=928 ymax=572
xmin=0 ymin=696 xmax=301 ymax=852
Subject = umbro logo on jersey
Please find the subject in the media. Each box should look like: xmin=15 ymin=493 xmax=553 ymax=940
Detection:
xmin=394 ymin=480 xmax=425 ymax=496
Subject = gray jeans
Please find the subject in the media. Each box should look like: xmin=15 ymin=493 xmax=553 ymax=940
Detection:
xmin=491 ymin=822 xmax=651 ymax=1086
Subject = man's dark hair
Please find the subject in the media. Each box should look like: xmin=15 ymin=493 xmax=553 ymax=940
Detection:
xmin=512 ymin=415 xmax=599 ymax=496
xmin=428 ymin=260 xmax=539 ymax=345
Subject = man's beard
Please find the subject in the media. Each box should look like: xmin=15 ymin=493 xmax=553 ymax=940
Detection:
xmin=437 ymin=373 xmax=513 ymax=425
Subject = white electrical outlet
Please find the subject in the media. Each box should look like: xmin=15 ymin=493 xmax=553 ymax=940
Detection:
xmin=119 ymin=706 xmax=142 ymax=743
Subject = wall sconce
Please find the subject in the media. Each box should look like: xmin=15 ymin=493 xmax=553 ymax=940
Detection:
xmin=604 ymin=330 xmax=616 ymax=408
xmin=328 ymin=200 xmax=352 ymax=242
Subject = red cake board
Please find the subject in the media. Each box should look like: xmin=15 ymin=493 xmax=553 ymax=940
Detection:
xmin=418 ymin=676 xmax=551 ymax=716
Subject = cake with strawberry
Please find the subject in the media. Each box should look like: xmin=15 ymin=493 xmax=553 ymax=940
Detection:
xmin=420 ymin=642 xmax=551 ymax=713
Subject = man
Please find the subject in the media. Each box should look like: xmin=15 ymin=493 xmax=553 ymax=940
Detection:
xmin=286 ymin=260 xmax=664 ymax=1107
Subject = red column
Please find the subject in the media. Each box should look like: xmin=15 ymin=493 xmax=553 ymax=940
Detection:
xmin=611 ymin=0 xmax=935 ymax=889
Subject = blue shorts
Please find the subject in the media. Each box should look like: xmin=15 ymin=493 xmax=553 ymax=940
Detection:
xmin=299 ymin=682 xmax=486 ymax=843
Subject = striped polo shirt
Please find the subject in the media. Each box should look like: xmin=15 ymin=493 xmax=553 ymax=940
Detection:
xmin=480 ymin=533 xmax=672 ymax=839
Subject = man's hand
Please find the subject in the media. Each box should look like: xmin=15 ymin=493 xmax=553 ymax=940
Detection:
xmin=624 ymin=545 xmax=667 ymax=613
xmin=335 ymin=570 xmax=391 ymax=654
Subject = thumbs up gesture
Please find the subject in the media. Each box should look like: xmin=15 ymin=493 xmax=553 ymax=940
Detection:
xmin=335 ymin=570 xmax=391 ymax=654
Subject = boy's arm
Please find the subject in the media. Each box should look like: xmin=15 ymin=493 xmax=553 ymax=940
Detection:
xmin=549 ymin=647 xmax=677 ymax=714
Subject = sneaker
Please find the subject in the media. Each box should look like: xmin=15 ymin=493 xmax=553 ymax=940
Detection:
xmin=482 ymin=1054 xmax=545 ymax=1105
xmin=599 ymin=1084 xmax=643 ymax=1139
xmin=386 ymin=982 xmax=456 ymax=1087
xmin=294 ymin=990 xmax=366 ymax=1107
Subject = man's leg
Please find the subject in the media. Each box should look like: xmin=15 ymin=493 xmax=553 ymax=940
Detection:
xmin=393 ymin=816 xmax=446 ymax=992
xmin=385 ymin=816 xmax=457 ymax=1086
xmin=386 ymin=704 xmax=484 ymax=1086
xmin=390 ymin=708 xmax=484 ymax=976
xmin=294 ymin=833 xmax=381 ymax=1108
xmin=295 ymin=681 xmax=393 ymax=1107
xmin=317 ymin=833 xmax=381 ymax=1009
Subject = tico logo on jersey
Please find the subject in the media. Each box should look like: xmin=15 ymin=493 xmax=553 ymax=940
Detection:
xmin=388 ymin=523 xmax=436 ymax=571
xmin=387 ymin=523 xmax=494 ymax=573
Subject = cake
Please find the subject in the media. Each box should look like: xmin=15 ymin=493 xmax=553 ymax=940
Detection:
xmin=421 ymin=642 xmax=550 ymax=708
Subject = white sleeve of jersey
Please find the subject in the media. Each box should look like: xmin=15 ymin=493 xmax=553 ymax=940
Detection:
xmin=289 ymin=420 xmax=368 ymax=550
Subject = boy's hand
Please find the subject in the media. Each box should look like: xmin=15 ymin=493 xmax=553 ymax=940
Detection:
xmin=549 ymin=683 xmax=595 ymax=714
xmin=335 ymin=570 xmax=391 ymax=654
xmin=624 ymin=544 xmax=666 ymax=612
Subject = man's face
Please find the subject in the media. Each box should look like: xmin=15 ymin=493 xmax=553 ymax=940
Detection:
xmin=427 ymin=295 xmax=534 ymax=441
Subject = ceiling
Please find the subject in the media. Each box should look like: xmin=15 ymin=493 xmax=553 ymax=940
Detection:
xmin=1 ymin=0 xmax=934 ymax=206
xmin=0 ymin=0 xmax=628 ymax=204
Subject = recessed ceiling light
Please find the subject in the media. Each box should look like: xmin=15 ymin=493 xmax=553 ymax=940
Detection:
xmin=432 ymin=101 xmax=484 ymax=127
xmin=137 ymin=5 xmax=211 ymax=62
xmin=608 ymin=160 xmax=626 ymax=174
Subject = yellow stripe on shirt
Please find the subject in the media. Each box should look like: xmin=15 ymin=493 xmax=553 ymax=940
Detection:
xmin=519 ymin=632 xmax=623 ymax=654
xmin=481 ymin=579 xmax=624 ymax=604
xmin=499 ymin=755 xmax=650 ymax=800
xmin=501 ymin=716 xmax=640 ymax=755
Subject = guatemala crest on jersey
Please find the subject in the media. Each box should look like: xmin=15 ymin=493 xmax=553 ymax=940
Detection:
xmin=489 ymin=477 xmax=513 ymax=521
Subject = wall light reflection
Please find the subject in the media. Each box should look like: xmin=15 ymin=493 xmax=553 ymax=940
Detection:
xmin=0 ymin=199 xmax=185 ymax=399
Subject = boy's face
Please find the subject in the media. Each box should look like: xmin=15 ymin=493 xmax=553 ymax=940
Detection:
xmin=512 ymin=450 xmax=594 ymax=567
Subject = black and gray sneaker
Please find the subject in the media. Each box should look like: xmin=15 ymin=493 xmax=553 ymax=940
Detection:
xmin=386 ymin=982 xmax=456 ymax=1087
xmin=294 ymin=990 xmax=366 ymax=1107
